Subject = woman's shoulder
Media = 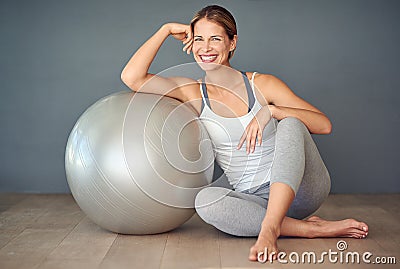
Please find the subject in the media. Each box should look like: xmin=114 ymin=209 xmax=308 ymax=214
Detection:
xmin=244 ymin=71 xmax=289 ymax=104
xmin=168 ymin=76 xmax=202 ymax=102
xmin=244 ymin=71 xmax=277 ymax=83
xmin=245 ymin=72 xmax=288 ymax=93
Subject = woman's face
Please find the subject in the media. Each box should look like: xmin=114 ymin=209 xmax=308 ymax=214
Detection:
xmin=192 ymin=18 xmax=236 ymax=70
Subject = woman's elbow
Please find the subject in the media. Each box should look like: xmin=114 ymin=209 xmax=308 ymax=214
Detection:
xmin=120 ymin=69 xmax=131 ymax=86
xmin=321 ymin=119 xmax=332 ymax=134
xmin=120 ymin=72 xmax=139 ymax=92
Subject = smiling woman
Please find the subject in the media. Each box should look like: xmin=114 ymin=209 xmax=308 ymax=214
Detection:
xmin=190 ymin=4 xmax=237 ymax=65
xmin=191 ymin=19 xmax=235 ymax=70
xmin=120 ymin=4 xmax=368 ymax=263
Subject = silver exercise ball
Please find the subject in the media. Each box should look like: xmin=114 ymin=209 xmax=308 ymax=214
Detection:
xmin=65 ymin=91 xmax=214 ymax=234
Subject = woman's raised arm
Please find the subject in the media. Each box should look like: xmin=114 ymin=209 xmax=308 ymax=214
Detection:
xmin=120 ymin=23 xmax=194 ymax=99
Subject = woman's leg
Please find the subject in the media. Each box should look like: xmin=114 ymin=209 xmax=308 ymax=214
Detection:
xmin=195 ymin=117 xmax=331 ymax=236
xmin=270 ymin=117 xmax=331 ymax=219
xmin=249 ymin=117 xmax=368 ymax=261
xmin=195 ymin=186 xmax=269 ymax=237
xmin=194 ymin=186 xmax=369 ymax=238
xmin=195 ymin=117 xmax=368 ymax=260
xmin=275 ymin=120 xmax=367 ymax=237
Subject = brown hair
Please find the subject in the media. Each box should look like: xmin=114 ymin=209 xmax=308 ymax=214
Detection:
xmin=190 ymin=5 xmax=237 ymax=59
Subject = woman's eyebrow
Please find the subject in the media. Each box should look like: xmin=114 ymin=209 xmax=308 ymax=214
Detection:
xmin=194 ymin=35 xmax=223 ymax=38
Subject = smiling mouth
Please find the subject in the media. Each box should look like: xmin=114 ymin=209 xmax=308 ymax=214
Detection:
xmin=199 ymin=55 xmax=218 ymax=63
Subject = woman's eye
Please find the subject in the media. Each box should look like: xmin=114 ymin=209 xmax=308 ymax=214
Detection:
xmin=211 ymin=37 xmax=221 ymax=41
xmin=194 ymin=38 xmax=203 ymax=42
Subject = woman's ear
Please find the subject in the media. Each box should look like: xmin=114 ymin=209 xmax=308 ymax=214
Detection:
xmin=228 ymin=35 xmax=238 ymax=59
xmin=230 ymin=35 xmax=238 ymax=51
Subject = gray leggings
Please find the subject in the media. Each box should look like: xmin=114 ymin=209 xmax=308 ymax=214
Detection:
xmin=194 ymin=117 xmax=331 ymax=237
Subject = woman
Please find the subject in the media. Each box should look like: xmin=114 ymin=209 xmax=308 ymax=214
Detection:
xmin=121 ymin=5 xmax=368 ymax=262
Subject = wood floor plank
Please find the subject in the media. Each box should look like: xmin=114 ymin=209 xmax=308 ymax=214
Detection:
xmin=100 ymin=233 xmax=168 ymax=269
xmin=160 ymin=213 xmax=221 ymax=269
xmin=353 ymin=194 xmax=400 ymax=221
xmin=0 ymin=193 xmax=29 ymax=213
xmin=0 ymin=258 xmax=42 ymax=269
xmin=0 ymin=193 xmax=29 ymax=204
xmin=26 ymin=195 xmax=85 ymax=230
xmin=38 ymin=259 xmax=101 ymax=269
xmin=0 ymin=226 xmax=25 ymax=249
xmin=45 ymin=217 xmax=117 ymax=262
xmin=0 ymin=194 xmax=75 ymax=228
xmin=0 ymin=228 xmax=70 ymax=260
xmin=0 ymin=200 xmax=47 ymax=230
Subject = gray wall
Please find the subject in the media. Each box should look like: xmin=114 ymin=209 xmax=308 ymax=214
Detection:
xmin=1 ymin=0 xmax=399 ymax=193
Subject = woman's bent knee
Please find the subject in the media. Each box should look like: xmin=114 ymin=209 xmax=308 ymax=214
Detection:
xmin=195 ymin=187 xmax=230 ymax=225
xmin=195 ymin=187 xmax=230 ymax=208
xmin=278 ymin=117 xmax=308 ymax=133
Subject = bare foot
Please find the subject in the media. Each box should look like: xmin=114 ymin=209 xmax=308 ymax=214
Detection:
xmin=305 ymin=215 xmax=369 ymax=239
xmin=248 ymin=226 xmax=280 ymax=262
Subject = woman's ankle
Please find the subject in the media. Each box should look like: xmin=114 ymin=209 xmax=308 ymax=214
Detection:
xmin=260 ymin=223 xmax=281 ymax=238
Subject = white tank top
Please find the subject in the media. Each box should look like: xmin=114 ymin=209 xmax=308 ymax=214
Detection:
xmin=199 ymin=72 xmax=277 ymax=193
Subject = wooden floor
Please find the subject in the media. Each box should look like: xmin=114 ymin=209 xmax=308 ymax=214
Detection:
xmin=0 ymin=193 xmax=399 ymax=269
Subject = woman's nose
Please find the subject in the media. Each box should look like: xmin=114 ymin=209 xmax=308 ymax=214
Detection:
xmin=201 ymin=40 xmax=212 ymax=52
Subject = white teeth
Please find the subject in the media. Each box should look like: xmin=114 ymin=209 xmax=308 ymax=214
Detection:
xmin=201 ymin=55 xmax=217 ymax=61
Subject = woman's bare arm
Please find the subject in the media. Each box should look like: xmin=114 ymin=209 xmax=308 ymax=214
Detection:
xmin=120 ymin=23 xmax=194 ymax=101
xmin=238 ymin=72 xmax=332 ymax=154
xmin=256 ymin=74 xmax=332 ymax=134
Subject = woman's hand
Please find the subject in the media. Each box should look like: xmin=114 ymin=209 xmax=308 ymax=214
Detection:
xmin=237 ymin=105 xmax=274 ymax=154
xmin=163 ymin=23 xmax=193 ymax=54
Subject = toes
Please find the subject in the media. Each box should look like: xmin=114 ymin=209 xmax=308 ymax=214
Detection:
xmin=348 ymin=228 xmax=367 ymax=239
xmin=347 ymin=232 xmax=363 ymax=239
xmin=248 ymin=254 xmax=257 ymax=261
xmin=361 ymin=223 xmax=369 ymax=232
xmin=346 ymin=219 xmax=369 ymax=232
xmin=355 ymin=221 xmax=369 ymax=233
xmin=248 ymin=247 xmax=258 ymax=261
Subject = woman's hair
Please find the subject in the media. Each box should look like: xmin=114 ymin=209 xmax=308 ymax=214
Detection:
xmin=190 ymin=5 xmax=237 ymax=59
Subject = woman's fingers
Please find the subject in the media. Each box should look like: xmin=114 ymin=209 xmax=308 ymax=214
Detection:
xmin=246 ymin=129 xmax=252 ymax=154
xmin=249 ymin=122 xmax=262 ymax=153
xmin=249 ymin=126 xmax=256 ymax=154
xmin=237 ymin=121 xmax=263 ymax=154
xmin=182 ymin=39 xmax=193 ymax=54
xmin=237 ymin=130 xmax=246 ymax=150
xmin=246 ymin=125 xmax=258 ymax=154
xmin=251 ymin=127 xmax=259 ymax=153
xmin=184 ymin=29 xmax=193 ymax=43
xmin=182 ymin=29 xmax=193 ymax=54
xmin=169 ymin=23 xmax=192 ymax=43
xmin=182 ymin=33 xmax=191 ymax=44
xmin=182 ymin=41 xmax=190 ymax=52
